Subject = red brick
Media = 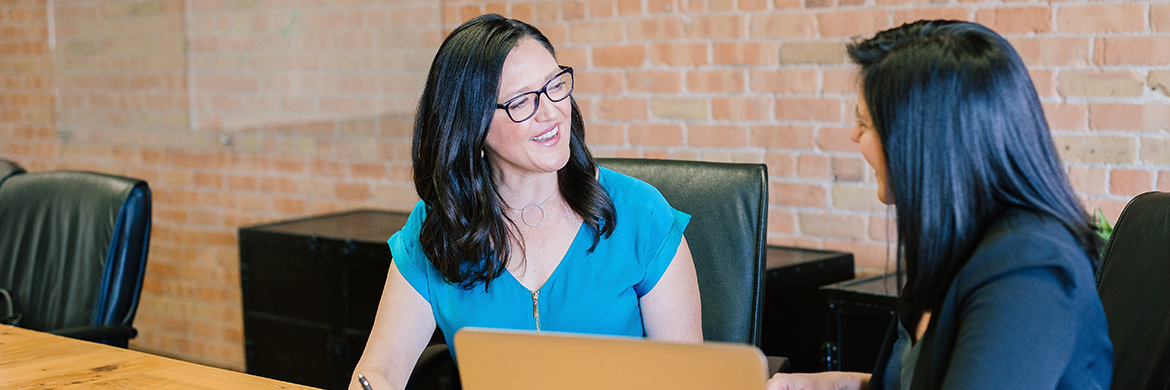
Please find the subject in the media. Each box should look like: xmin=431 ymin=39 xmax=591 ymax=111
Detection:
xmin=766 ymin=152 xmax=798 ymax=177
xmin=817 ymin=10 xmax=890 ymax=38
xmin=351 ymin=162 xmax=386 ymax=179
xmin=569 ymin=21 xmax=623 ymax=43
xmin=588 ymin=0 xmax=614 ymax=18
xmin=689 ymin=125 xmax=749 ymax=148
xmin=687 ymin=69 xmax=744 ymax=93
xmin=713 ymin=97 xmax=772 ymax=121
xmin=574 ymin=70 xmax=623 ymax=94
xmin=798 ymin=154 xmax=830 ymax=179
xmin=750 ymin=13 xmax=815 ymax=39
xmin=776 ymin=98 xmax=840 ymax=122
xmin=1157 ymin=171 xmax=1170 ymax=192
xmin=768 ymin=208 xmax=796 ymax=234
xmin=335 ymin=182 xmax=371 ymax=200
xmin=1110 ymin=169 xmax=1153 ymax=197
xmin=832 ymin=157 xmax=867 ymax=182
xmin=629 ymin=17 xmax=684 ymax=41
xmin=774 ymin=182 xmax=827 ymax=207
xmin=628 ymin=70 xmax=683 ymax=93
xmin=593 ymin=45 xmax=646 ymax=68
xmin=1008 ymin=37 xmax=1090 ymax=67
xmin=650 ymin=43 xmax=709 ymax=66
xmin=893 ymin=8 xmax=970 ymax=25
xmin=714 ymin=42 xmax=777 ymax=65
xmin=1043 ymin=103 xmax=1088 ymax=132
xmin=816 ymin=126 xmax=856 ymax=152
xmin=1057 ymin=4 xmax=1145 ymax=33
xmin=750 ymin=69 xmax=817 ymax=94
xmin=630 ymin=123 xmax=683 ymax=147
xmin=975 ymin=7 xmax=1051 ymax=34
xmin=1155 ymin=3 xmax=1170 ymax=33
xmin=1067 ymin=165 xmax=1107 ymax=195
xmin=648 ymin=0 xmax=675 ymax=13
xmin=617 ymin=0 xmax=642 ymax=15
xmin=739 ymin=0 xmax=767 ymax=11
xmin=586 ymin=123 xmax=625 ymax=145
xmin=1095 ymin=37 xmax=1170 ymax=66
xmin=684 ymin=15 xmax=743 ymax=39
xmin=1090 ymin=104 xmax=1170 ymax=133
xmin=752 ymin=125 xmax=814 ymax=149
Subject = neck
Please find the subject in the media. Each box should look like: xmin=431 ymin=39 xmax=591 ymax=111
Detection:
xmin=495 ymin=170 xmax=561 ymax=210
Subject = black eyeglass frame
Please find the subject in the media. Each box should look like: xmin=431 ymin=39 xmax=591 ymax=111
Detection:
xmin=496 ymin=66 xmax=574 ymax=123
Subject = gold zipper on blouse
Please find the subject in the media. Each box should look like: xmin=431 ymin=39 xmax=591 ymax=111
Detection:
xmin=532 ymin=289 xmax=541 ymax=332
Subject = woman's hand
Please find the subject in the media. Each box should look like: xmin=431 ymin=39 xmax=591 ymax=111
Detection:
xmin=765 ymin=372 xmax=870 ymax=390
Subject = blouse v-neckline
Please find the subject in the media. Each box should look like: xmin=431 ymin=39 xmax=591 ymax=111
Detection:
xmin=502 ymin=221 xmax=589 ymax=294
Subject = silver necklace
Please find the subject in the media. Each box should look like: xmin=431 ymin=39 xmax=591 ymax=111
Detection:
xmin=509 ymin=191 xmax=558 ymax=227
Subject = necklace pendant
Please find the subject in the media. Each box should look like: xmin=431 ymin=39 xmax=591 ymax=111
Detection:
xmin=520 ymin=203 xmax=545 ymax=227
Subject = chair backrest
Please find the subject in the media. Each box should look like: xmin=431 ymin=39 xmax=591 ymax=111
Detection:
xmin=0 ymin=158 xmax=25 ymax=186
xmin=0 ymin=171 xmax=151 ymax=340
xmin=1097 ymin=191 xmax=1170 ymax=390
xmin=598 ymin=158 xmax=768 ymax=346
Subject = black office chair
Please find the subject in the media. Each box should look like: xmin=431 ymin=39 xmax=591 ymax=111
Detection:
xmin=0 ymin=158 xmax=25 ymax=186
xmin=406 ymin=158 xmax=780 ymax=390
xmin=0 ymin=171 xmax=152 ymax=348
xmin=1097 ymin=191 xmax=1170 ymax=390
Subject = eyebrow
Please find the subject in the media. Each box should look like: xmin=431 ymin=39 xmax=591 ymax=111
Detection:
xmin=503 ymin=67 xmax=564 ymax=99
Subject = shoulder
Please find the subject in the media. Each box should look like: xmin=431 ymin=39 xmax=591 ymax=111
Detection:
xmin=956 ymin=209 xmax=1095 ymax=292
xmin=597 ymin=166 xmax=673 ymax=214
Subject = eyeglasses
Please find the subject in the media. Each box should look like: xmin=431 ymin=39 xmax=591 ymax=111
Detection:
xmin=496 ymin=66 xmax=574 ymax=123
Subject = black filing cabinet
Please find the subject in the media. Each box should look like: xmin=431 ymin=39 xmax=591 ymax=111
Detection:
xmin=760 ymin=246 xmax=854 ymax=372
xmin=820 ymin=273 xmax=901 ymax=373
xmin=239 ymin=209 xmax=409 ymax=390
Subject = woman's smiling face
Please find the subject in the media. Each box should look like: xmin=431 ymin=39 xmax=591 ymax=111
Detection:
xmin=483 ymin=37 xmax=572 ymax=180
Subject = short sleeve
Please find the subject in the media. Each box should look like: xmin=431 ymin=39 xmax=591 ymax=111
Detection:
xmin=388 ymin=201 xmax=432 ymax=301
xmin=632 ymin=204 xmax=691 ymax=297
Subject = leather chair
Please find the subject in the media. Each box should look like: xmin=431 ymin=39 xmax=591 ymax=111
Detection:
xmin=405 ymin=158 xmax=780 ymax=390
xmin=0 ymin=171 xmax=152 ymax=348
xmin=1097 ymin=191 xmax=1170 ymax=389
xmin=0 ymin=158 xmax=24 ymax=186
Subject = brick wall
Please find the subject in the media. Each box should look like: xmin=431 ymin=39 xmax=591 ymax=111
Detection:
xmin=2 ymin=0 xmax=1166 ymax=371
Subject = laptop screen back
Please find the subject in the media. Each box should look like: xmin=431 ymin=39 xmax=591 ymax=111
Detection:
xmin=454 ymin=328 xmax=767 ymax=390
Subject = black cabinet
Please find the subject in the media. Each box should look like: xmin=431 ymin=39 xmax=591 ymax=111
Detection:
xmin=760 ymin=246 xmax=854 ymax=372
xmin=239 ymin=209 xmax=409 ymax=390
xmin=820 ymin=273 xmax=901 ymax=373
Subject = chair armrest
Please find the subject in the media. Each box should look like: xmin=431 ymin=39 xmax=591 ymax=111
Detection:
xmin=407 ymin=343 xmax=454 ymax=390
xmin=49 ymin=325 xmax=138 ymax=344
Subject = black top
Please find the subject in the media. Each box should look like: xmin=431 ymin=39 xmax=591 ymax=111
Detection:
xmin=869 ymin=209 xmax=1112 ymax=390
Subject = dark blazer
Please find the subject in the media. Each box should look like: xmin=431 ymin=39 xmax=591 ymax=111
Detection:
xmin=869 ymin=209 xmax=1112 ymax=390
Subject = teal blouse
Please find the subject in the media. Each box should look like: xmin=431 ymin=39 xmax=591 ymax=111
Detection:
xmin=388 ymin=167 xmax=691 ymax=352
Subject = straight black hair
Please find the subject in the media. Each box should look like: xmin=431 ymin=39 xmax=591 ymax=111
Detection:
xmin=848 ymin=20 xmax=1101 ymax=314
xmin=412 ymin=14 xmax=615 ymax=289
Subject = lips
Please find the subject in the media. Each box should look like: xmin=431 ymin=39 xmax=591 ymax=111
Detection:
xmin=531 ymin=125 xmax=559 ymax=143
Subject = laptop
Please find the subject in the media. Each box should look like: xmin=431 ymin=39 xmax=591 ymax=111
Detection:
xmin=454 ymin=328 xmax=768 ymax=390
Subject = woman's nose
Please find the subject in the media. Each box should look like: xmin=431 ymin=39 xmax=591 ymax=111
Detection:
xmin=532 ymin=92 xmax=564 ymax=122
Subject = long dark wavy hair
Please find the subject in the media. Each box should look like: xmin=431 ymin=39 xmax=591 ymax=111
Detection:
xmin=412 ymin=14 xmax=615 ymax=289
xmin=847 ymin=20 xmax=1102 ymax=316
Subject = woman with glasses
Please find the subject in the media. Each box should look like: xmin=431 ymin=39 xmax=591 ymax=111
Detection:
xmin=766 ymin=20 xmax=1111 ymax=390
xmin=351 ymin=14 xmax=701 ymax=390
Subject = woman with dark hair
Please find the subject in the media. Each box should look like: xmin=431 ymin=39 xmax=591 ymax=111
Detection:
xmin=351 ymin=14 xmax=701 ymax=390
xmin=768 ymin=20 xmax=1111 ymax=390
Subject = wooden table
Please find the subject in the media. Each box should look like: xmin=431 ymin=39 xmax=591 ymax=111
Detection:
xmin=0 ymin=325 xmax=319 ymax=389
